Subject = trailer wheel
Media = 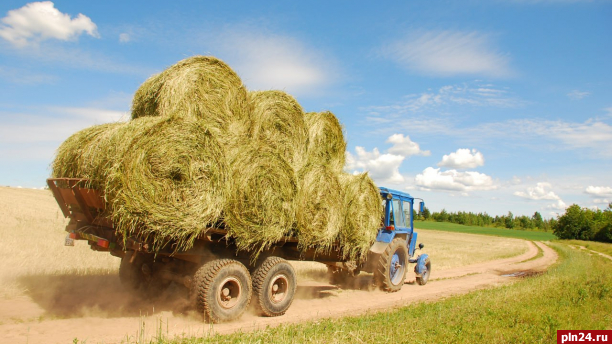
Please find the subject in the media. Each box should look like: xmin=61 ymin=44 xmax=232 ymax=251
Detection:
xmin=252 ymin=257 xmax=296 ymax=317
xmin=374 ymin=238 xmax=408 ymax=292
xmin=415 ymin=257 xmax=431 ymax=285
xmin=191 ymin=259 xmax=252 ymax=323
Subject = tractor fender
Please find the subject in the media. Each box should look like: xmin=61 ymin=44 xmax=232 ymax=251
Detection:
xmin=414 ymin=254 xmax=430 ymax=277
xmin=369 ymin=241 xmax=389 ymax=255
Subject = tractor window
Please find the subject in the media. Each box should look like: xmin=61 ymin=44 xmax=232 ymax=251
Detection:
xmin=403 ymin=201 xmax=412 ymax=226
xmin=392 ymin=199 xmax=405 ymax=227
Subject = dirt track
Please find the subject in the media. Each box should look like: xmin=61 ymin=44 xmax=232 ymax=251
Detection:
xmin=0 ymin=240 xmax=557 ymax=344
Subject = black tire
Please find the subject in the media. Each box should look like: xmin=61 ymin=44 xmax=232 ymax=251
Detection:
xmin=415 ymin=257 xmax=431 ymax=286
xmin=191 ymin=259 xmax=252 ymax=323
xmin=373 ymin=238 xmax=408 ymax=292
xmin=252 ymin=257 xmax=297 ymax=317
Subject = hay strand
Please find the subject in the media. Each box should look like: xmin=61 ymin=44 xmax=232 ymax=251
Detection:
xmin=338 ymin=172 xmax=383 ymax=261
xmin=131 ymin=56 xmax=250 ymax=138
xmin=224 ymin=144 xmax=297 ymax=256
xmin=295 ymin=164 xmax=343 ymax=253
xmin=249 ymin=90 xmax=308 ymax=170
xmin=304 ymin=111 xmax=346 ymax=172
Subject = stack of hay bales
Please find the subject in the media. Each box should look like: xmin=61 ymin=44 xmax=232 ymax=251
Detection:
xmin=52 ymin=56 xmax=382 ymax=261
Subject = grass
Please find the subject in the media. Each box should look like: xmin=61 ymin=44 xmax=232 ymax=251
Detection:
xmin=153 ymin=241 xmax=612 ymax=344
xmin=415 ymin=220 xmax=557 ymax=241
xmin=565 ymin=239 xmax=612 ymax=257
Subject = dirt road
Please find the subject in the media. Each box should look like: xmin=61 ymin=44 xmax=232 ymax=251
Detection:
xmin=0 ymin=240 xmax=557 ymax=344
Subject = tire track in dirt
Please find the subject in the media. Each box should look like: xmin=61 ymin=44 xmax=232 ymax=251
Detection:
xmin=0 ymin=240 xmax=557 ymax=344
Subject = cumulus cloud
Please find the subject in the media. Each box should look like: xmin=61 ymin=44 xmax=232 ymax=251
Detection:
xmin=346 ymin=147 xmax=405 ymax=184
xmin=386 ymin=134 xmax=430 ymax=157
xmin=593 ymin=199 xmax=610 ymax=204
xmin=438 ymin=148 xmax=484 ymax=169
xmin=415 ymin=167 xmax=496 ymax=192
xmin=514 ymin=182 xmax=560 ymax=200
xmin=546 ymin=199 xmax=568 ymax=211
xmin=585 ymin=186 xmax=612 ymax=196
xmin=0 ymin=1 xmax=99 ymax=47
xmin=382 ymin=31 xmax=511 ymax=78
xmin=567 ymin=90 xmax=589 ymax=100
xmin=216 ymin=30 xmax=334 ymax=96
xmin=345 ymin=133 xmax=430 ymax=183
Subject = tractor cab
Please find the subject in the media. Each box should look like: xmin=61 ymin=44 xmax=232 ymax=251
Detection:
xmin=377 ymin=187 xmax=424 ymax=257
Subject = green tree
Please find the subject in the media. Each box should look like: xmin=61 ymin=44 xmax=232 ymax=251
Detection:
xmin=554 ymin=204 xmax=596 ymax=240
xmin=532 ymin=211 xmax=544 ymax=229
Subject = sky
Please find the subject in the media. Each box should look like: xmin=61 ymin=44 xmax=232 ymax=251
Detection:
xmin=0 ymin=0 xmax=611 ymax=218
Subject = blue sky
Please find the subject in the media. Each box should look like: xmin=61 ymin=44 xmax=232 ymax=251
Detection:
xmin=1 ymin=0 xmax=611 ymax=218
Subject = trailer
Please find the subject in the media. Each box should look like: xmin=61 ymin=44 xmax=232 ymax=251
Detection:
xmin=47 ymin=177 xmax=430 ymax=323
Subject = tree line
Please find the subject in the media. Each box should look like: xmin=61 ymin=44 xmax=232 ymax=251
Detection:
xmin=418 ymin=203 xmax=612 ymax=243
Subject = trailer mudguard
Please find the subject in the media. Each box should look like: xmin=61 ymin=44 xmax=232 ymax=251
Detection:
xmin=414 ymin=254 xmax=430 ymax=277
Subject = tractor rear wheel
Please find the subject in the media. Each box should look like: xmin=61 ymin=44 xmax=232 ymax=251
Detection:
xmin=191 ymin=259 xmax=252 ymax=323
xmin=373 ymin=237 xmax=408 ymax=292
xmin=252 ymin=257 xmax=296 ymax=317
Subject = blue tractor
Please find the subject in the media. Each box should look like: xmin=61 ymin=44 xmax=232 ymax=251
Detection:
xmin=367 ymin=187 xmax=431 ymax=291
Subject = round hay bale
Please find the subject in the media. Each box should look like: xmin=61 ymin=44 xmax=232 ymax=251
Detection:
xmin=52 ymin=122 xmax=126 ymax=189
xmin=225 ymin=144 xmax=297 ymax=256
xmin=295 ymin=164 xmax=343 ymax=253
xmin=131 ymin=56 xmax=250 ymax=139
xmin=304 ymin=111 xmax=346 ymax=173
xmin=338 ymin=172 xmax=383 ymax=261
xmin=249 ymin=90 xmax=308 ymax=170
xmin=106 ymin=116 xmax=229 ymax=252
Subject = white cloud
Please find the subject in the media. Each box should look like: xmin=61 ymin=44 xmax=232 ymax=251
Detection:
xmin=415 ymin=167 xmax=496 ymax=192
xmin=438 ymin=148 xmax=484 ymax=169
xmin=567 ymin=90 xmax=589 ymax=100
xmin=386 ymin=134 xmax=430 ymax=157
xmin=382 ymin=31 xmax=511 ymax=78
xmin=346 ymin=133 xmax=431 ymax=183
xmin=0 ymin=106 xmax=127 ymax=144
xmin=546 ymin=199 xmax=567 ymax=211
xmin=514 ymin=182 xmax=560 ymax=200
xmin=216 ymin=30 xmax=335 ymax=96
xmin=365 ymin=82 xmax=523 ymax=118
xmin=585 ymin=185 xmax=612 ymax=196
xmin=593 ymin=198 xmax=610 ymax=204
xmin=0 ymin=1 xmax=99 ymax=48
xmin=346 ymin=148 xmax=405 ymax=184
xmin=119 ymin=33 xmax=130 ymax=43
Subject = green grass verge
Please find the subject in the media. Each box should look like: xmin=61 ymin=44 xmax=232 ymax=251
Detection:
xmin=565 ymin=239 xmax=612 ymax=257
xmin=151 ymin=242 xmax=611 ymax=344
xmin=415 ymin=220 xmax=557 ymax=241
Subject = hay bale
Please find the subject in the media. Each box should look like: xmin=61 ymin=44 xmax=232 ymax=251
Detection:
xmin=106 ymin=116 xmax=229 ymax=252
xmin=304 ymin=111 xmax=346 ymax=173
xmin=131 ymin=56 xmax=250 ymax=139
xmin=249 ymin=90 xmax=308 ymax=170
xmin=225 ymin=144 xmax=297 ymax=256
xmin=295 ymin=164 xmax=343 ymax=253
xmin=52 ymin=122 xmax=126 ymax=189
xmin=338 ymin=172 xmax=383 ymax=261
